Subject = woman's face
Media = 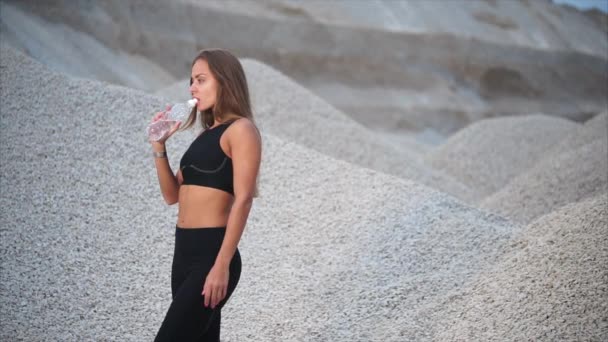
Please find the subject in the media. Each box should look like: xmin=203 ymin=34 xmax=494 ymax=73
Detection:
xmin=190 ymin=59 xmax=219 ymax=112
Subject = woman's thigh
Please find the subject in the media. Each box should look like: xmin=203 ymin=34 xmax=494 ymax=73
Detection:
xmin=156 ymin=250 xmax=242 ymax=341
xmin=155 ymin=267 xmax=214 ymax=341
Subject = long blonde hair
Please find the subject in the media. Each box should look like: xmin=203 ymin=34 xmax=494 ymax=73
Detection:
xmin=180 ymin=48 xmax=260 ymax=197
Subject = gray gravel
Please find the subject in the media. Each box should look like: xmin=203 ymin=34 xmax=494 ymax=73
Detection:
xmin=222 ymin=134 xmax=517 ymax=341
xmin=545 ymin=111 xmax=607 ymax=157
xmin=2 ymin=43 xmax=606 ymax=342
xmin=585 ymin=111 xmax=608 ymax=135
xmin=425 ymin=114 xmax=579 ymax=201
xmin=481 ymin=114 xmax=608 ymax=223
xmin=0 ymin=44 xmax=515 ymax=341
xmin=0 ymin=44 xmax=181 ymax=341
xmin=435 ymin=194 xmax=608 ymax=341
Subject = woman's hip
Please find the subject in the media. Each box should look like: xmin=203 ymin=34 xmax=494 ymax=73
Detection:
xmin=171 ymin=226 xmax=242 ymax=294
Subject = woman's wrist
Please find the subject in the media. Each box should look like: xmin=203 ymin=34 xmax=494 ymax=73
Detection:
xmin=215 ymin=248 xmax=236 ymax=268
xmin=151 ymin=142 xmax=166 ymax=153
xmin=214 ymin=258 xmax=231 ymax=269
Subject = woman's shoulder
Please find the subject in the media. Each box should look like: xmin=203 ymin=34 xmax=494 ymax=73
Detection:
xmin=227 ymin=117 xmax=261 ymax=142
xmin=228 ymin=117 xmax=258 ymax=133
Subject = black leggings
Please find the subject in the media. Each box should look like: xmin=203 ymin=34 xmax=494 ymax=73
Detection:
xmin=154 ymin=226 xmax=241 ymax=342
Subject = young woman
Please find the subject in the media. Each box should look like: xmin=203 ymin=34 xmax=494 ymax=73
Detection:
xmin=150 ymin=48 xmax=262 ymax=341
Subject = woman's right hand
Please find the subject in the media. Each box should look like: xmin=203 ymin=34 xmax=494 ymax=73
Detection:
xmin=149 ymin=105 xmax=182 ymax=146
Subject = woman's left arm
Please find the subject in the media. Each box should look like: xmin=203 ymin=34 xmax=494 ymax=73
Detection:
xmin=217 ymin=119 xmax=261 ymax=266
xmin=203 ymin=119 xmax=261 ymax=308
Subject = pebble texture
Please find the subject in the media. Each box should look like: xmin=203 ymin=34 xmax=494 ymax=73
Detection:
xmin=425 ymin=114 xmax=580 ymax=201
xmin=435 ymin=194 xmax=608 ymax=341
xmin=1 ymin=44 xmax=607 ymax=342
xmin=0 ymin=44 xmax=182 ymax=341
xmin=0 ymin=44 xmax=514 ymax=341
xmin=545 ymin=111 xmax=608 ymax=156
xmin=481 ymin=113 xmax=608 ymax=223
xmin=585 ymin=111 xmax=608 ymax=136
xmin=220 ymin=135 xmax=516 ymax=341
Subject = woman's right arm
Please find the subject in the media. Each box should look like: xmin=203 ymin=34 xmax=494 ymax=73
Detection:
xmin=152 ymin=141 xmax=181 ymax=205
xmin=150 ymin=108 xmax=182 ymax=205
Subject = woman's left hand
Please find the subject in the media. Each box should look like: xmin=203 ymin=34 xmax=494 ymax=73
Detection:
xmin=202 ymin=263 xmax=229 ymax=309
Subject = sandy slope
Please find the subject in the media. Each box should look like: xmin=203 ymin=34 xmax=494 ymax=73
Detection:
xmin=1 ymin=3 xmax=607 ymax=339
xmin=436 ymin=194 xmax=608 ymax=341
xmin=425 ymin=114 xmax=579 ymax=201
xmin=480 ymin=112 xmax=608 ymax=223
xmin=1 ymin=44 xmax=515 ymax=341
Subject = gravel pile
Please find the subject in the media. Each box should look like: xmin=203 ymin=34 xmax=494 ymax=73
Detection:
xmin=241 ymin=58 xmax=477 ymax=203
xmin=544 ymin=111 xmax=607 ymax=156
xmin=220 ymin=135 xmax=516 ymax=341
xmin=481 ymin=113 xmax=608 ymax=223
xmin=1 ymin=45 xmax=518 ymax=341
xmin=3 ymin=44 xmax=606 ymax=342
xmin=425 ymin=114 xmax=579 ymax=201
xmin=585 ymin=111 xmax=608 ymax=134
xmin=0 ymin=44 xmax=182 ymax=340
xmin=435 ymin=194 xmax=608 ymax=341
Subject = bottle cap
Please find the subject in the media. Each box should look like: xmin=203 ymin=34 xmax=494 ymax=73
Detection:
xmin=187 ymin=98 xmax=198 ymax=108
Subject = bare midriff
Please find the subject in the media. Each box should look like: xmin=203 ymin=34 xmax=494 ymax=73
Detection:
xmin=176 ymin=185 xmax=234 ymax=228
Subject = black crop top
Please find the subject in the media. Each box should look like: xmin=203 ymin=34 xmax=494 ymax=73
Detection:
xmin=179 ymin=119 xmax=240 ymax=195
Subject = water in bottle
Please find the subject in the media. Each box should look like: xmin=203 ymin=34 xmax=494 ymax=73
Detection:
xmin=147 ymin=98 xmax=198 ymax=141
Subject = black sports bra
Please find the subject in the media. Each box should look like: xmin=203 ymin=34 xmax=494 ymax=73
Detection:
xmin=179 ymin=119 xmax=240 ymax=195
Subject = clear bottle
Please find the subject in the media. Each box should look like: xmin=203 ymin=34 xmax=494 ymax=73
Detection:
xmin=147 ymin=99 xmax=198 ymax=142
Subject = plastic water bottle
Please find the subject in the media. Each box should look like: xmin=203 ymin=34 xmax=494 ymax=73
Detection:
xmin=147 ymin=99 xmax=198 ymax=142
